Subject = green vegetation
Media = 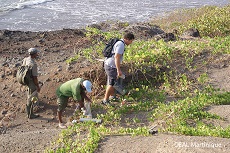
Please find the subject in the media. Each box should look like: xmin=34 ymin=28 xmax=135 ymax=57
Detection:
xmin=152 ymin=5 xmax=230 ymax=37
xmin=49 ymin=5 xmax=230 ymax=153
xmin=152 ymin=87 xmax=230 ymax=138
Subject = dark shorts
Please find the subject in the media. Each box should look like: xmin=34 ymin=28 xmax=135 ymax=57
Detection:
xmin=57 ymin=95 xmax=69 ymax=112
xmin=104 ymin=64 xmax=117 ymax=86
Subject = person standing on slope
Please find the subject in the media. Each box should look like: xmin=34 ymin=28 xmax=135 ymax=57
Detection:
xmin=102 ymin=33 xmax=135 ymax=105
xmin=22 ymin=48 xmax=41 ymax=119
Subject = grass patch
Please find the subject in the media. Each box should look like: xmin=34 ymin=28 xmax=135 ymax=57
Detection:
xmin=151 ymin=87 xmax=230 ymax=138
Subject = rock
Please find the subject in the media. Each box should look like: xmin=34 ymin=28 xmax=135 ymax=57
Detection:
xmin=2 ymin=85 xmax=7 ymax=90
xmin=39 ymin=39 xmax=45 ymax=43
xmin=122 ymin=24 xmax=165 ymax=39
xmin=1 ymin=74 xmax=5 ymax=78
xmin=87 ymin=24 xmax=102 ymax=30
xmin=183 ymin=28 xmax=200 ymax=37
xmin=57 ymin=68 xmax=62 ymax=72
xmin=10 ymin=93 xmax=15 ymax=97
xmin=66 ymin=65 xmax=73 ymax=71
xmin=1 ymin=110 xmax=8 ymax=115
xmin=179 ymin=28 xmax=201 ymax=40
xmin=14 ymin=63 xmax=21 ymax=68
xmin=154 ymin=33 xmax=176 ymax=42
xmin=57 ymin=65 xmax=62 ymax=72
xmin=2 ymin=62 xmax=8 ymax=66
xmin=45 ymin=78 xmax=51 ymax=82
xmin=1 ymin=30 xmax=11 ymax=36
xmin=44 ymin=48 xmax=49 ymax=52
xmin=0 ymin=127 xmax=7 ymax=134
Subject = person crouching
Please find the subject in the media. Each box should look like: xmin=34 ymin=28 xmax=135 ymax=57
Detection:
xmin=56 ymin=78 xmax=92 ymax=128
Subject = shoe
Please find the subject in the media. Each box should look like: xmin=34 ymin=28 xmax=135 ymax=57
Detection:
xmin=26 ymin=104 xmax=40 ymax=119
xmin=59 ymin=123 xmax=67 ymax=129
xmin=101 ymin=100 xmax=111 ymax=106
xmin=109 ymin=96 xmax=120 ymax=102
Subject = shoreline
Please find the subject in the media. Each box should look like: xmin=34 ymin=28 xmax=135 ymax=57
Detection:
xmin=0 ymin=2 xmax=229 ymax=32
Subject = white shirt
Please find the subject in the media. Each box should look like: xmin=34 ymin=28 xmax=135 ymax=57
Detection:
xmin=104 ymin=39 xmax=125 ymax=68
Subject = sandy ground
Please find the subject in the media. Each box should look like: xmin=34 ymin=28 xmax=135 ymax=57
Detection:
xmin=96 ymin=134 xmax=230 ymax=153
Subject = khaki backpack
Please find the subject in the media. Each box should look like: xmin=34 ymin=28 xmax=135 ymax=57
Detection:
xmin=16 ymin=65 xmax=32 ymax=85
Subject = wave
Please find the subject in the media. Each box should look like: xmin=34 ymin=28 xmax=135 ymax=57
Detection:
xmin=0 ymin=0 xmax=54 ymax=15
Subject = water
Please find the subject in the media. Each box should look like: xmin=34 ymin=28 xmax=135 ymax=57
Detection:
xmin=0 ymin=0 xmax=229 ymax=32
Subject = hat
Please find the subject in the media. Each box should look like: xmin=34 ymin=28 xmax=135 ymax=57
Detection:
xmin=83 ymin=80 xmax=92 ymax=93
xmin=28 ymin=48 xmax=40 ymax=55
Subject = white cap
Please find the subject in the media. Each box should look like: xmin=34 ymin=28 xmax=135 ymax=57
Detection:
xmin=83 ymin=80 xmax=92 ymax=93
xmin=28 ymin=48 xmax=40 ymax=55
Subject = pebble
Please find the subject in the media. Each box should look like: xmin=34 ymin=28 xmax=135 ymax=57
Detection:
xmin=10 ymin=93 xmax=15 ymax=97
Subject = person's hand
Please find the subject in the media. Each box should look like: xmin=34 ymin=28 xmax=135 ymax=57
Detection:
xmin=119 ymin=74 xmax=125 ymax=79
xmin=37 ymin=82 xmax=43 ymax=93
xmin=117 ymin=70 xmax=123 ymax=78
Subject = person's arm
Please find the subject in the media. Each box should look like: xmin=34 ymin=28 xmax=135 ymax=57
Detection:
xmin=77 ymin=91 xmax=91 ymax=109
xmin=31 ymin=61 xmax=40 ymax=92
xmin=115 ymin=53 xmax=122 ymax=77
xmin=81 ymin=91 xmax=92 ymax=103
xmin=33 ymin=76 xmax=40 ymax=92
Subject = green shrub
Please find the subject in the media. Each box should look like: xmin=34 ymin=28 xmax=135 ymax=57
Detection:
xmin=183 ymin=5 xmax=230 ymax=37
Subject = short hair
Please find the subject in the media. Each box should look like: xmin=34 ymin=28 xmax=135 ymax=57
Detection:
xmin=124 ymin=33 xmax=135 ymax=40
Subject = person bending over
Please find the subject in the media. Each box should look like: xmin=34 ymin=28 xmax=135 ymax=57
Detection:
xmin=56 ymin=78 xmax=92 ymax=128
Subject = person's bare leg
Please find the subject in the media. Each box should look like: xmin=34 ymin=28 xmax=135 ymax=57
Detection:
xmin=104 ymin=85 xmax=115 ymax=101
xmin=57 ymin=110 xmax=67 ymax=128
xmin=57 ymin=110 xmax=63 ymax=123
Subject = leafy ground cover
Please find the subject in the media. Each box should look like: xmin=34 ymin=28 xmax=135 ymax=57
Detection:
xmin=45 ymin=5 xmax=230 ymax=153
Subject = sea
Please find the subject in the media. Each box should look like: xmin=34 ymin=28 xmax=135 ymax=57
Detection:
xmin=0 ymin=0 xmax=229 ymax=32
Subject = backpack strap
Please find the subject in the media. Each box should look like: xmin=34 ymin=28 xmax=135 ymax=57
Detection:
xmin=111 ymin=39 xmax=125 ymax=56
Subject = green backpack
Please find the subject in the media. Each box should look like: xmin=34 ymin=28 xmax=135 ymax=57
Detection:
xmin=16 ymin=65 xmax=32 ymax=85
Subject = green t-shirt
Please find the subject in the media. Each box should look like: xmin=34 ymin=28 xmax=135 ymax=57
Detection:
xmin=56 ymin=78 xmax=84 ymax=101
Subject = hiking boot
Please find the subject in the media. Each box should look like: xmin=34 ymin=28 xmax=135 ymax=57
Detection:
xmin=26 ymin=104 xmax=40 ymax=119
